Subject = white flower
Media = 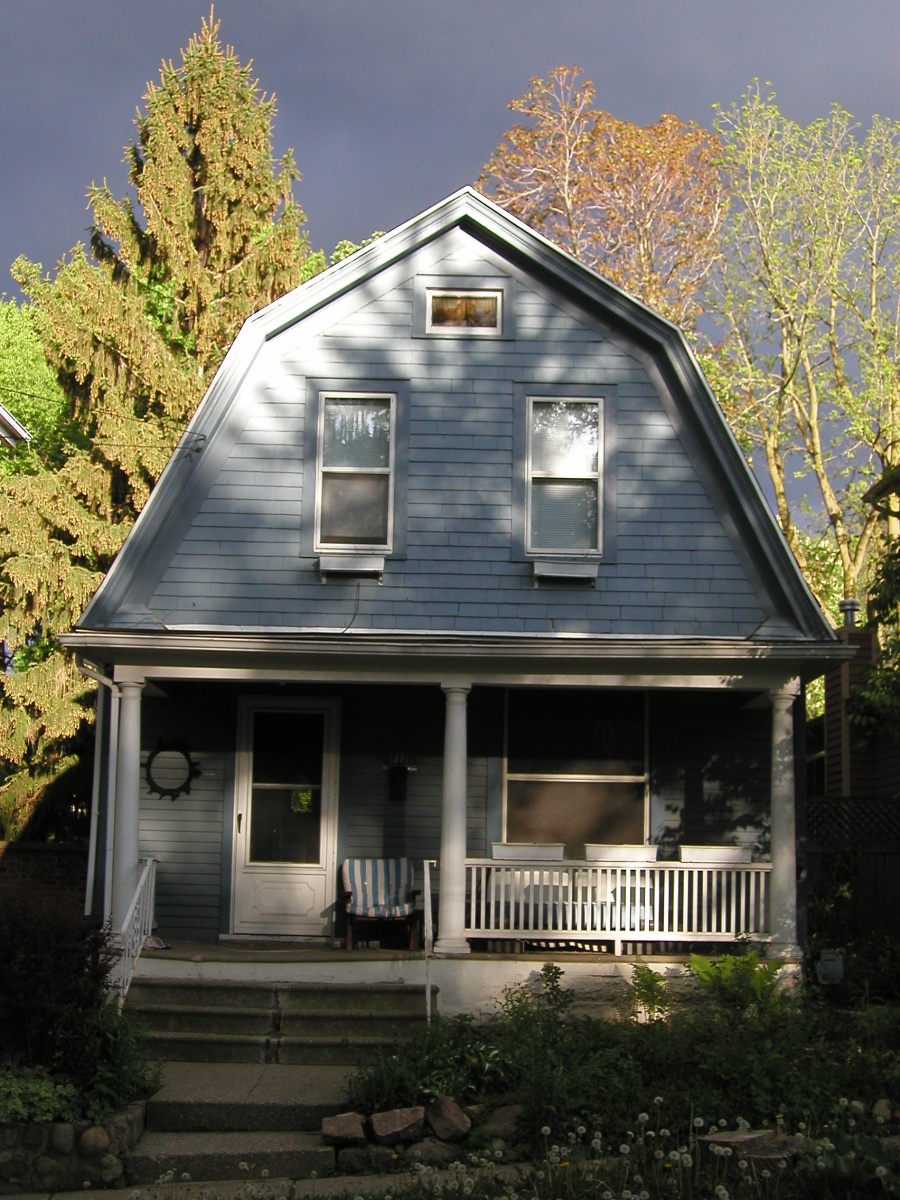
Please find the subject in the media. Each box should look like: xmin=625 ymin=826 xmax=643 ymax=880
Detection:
xmin=660 ymin=1128 xmax=671 ymax=1138
xmin=876 ymin=1166 xmax=888 ymax=1178
xmin=738 ymin=1159 xmax=748 ymax=1170
xmin=718 ymin=1118 xmax=727 ymax=1128
xmin=540 ymin=1126 xmax=551 ymax=1136
xmin=638 ymin=1112 xmax=649 ymax=1123
xmin=654 ymin=1095 xmax=664 ymax=1105
xmin=620 ymin=1144 xmax=631 ymax=1155
xmin=669 ymin=1149 xmax=681 ymax=1162
xmin=839 ymin=1097 xmax=849 ymax=1107
xmin=591 ymin=1138 xmax=602 ymax=1151
xmin=693 ymin=1117 xmax=704 ymax=1128
xmin=654 ymin=1149 xmax=664 ymax=1160
xmin=576 ymin=1125 xmax=586 ymax=1136
xmin=681 ymin=1153 xmax=692 ymax=1166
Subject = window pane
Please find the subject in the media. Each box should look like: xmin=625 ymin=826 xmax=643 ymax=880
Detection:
xmin=320 ymin=474 xmax=389 ymax=544
xmin=252 ymin=712 xmax=324 ymax=785
xmin=323 ymin=398 xmax=391 ymax=468
xmin=507 ymin=780 xmax=645 ymax=858
xmin=508 ymin=690 xmax=645 ymax=776
xmin=249 ymin=786 xmax=322 ymax=863
xmin=431 ymin=293 xmax=498 ymax=328
xmin=532 ymin=401 xmax=598 ymax=474
xmin=531 ymin=481 xmax=598 ymax=550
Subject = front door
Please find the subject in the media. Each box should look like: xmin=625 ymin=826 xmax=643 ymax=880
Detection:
xmin=232 ymin=698 xmax=340 ymax=936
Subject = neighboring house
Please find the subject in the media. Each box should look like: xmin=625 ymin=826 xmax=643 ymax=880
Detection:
xmin=0 ymin=402 xmax=30 ymax=448
xmin=62 ymin=189 xmax=847 ymax=993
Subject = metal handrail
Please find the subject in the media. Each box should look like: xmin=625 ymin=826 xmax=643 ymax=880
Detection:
xmin=109 ymin=857 xmax=158 ymax=1006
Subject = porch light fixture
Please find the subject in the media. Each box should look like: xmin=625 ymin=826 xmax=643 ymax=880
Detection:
xmin=383 ymin=752 xmax=417 ymax=803
xmin=145 ymin=740 xmax=201 ymax=801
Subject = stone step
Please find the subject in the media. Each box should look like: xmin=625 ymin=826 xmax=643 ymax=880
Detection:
xmin=128 ymin=979 xmax=428 ymax=1016
xmin=134 ymin=1002 xmax=423 ymax=1040
xmin=125 ymin=1130 xmax=334 ymax=1185
xmin=143 ymin=1029 xmax=397 ymax=1065
xmin=147 ymin=1063 xmax=349 ymax=1133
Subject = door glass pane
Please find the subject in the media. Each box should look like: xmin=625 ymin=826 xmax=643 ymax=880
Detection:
xmin=320 ymin=474 xmax=389 ymax=544
xmin=250 ymin=786 xmax=322 ymax=863
xmin=507 ymin=780 xmax=645 ymax=858
xmin=531 ymin=401 xmax=598 ymax=474
xmin=508 ymin=690 xmax=644 ymax=775
xmin=323 ymin=398 xmax=391 ymax=468
xmin=530 ymin=480 xmax=598 ymax=550
xmin=249 ymin=711 xmax=325 ymax=864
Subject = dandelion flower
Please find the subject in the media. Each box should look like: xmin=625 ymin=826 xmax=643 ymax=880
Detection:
xmin=541 ymin=1126 xmax=551 ymax=1137
xmin=638 ymin=1112 xmax=649 ymax=1123
xmin=576 ymin=1125 xmax=586 ymax=1136
xmin=654 ymin=1096 xmax=664 ymax=1105
xmin=839 ymin=1097 xmax=849 ymax=1108
xmin=681 ymin=1153 xmax=692 ymax=1166
xmin=620 ymin=1144 xmax=631 ymax=1155
xmin=876 ymin=1166 xmax=888 ymax=1178
xmin=660 ymin=1128 xmax=671 ymax=1138
xmin=654 ymin=1150 xmax=664 ymax=1160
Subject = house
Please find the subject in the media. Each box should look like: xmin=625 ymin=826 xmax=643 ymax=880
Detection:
xmin=0 ymin=402 xmax=30 ymax=448
xmin=62 ymin=188 xmax=847 ymax=1007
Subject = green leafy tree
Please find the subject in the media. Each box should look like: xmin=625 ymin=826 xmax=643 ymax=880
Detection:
xmin=0 ymin=299 xmax=68 ymax=475
xmin=706 ymin=85 xmax=900 ymax=603
xmin=478 ymin=66 xmax=727 ymax=331
xmin=0 ymin=13 xmax=318 ymax=836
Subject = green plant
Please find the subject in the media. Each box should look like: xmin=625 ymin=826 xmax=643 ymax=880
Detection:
xmin=0 ymin=1065 xmax=80 ymax=1123
xmin=629 ymin=959 xmax=671 ymax=1021
xmin=688 ymin=950 xmax=784 ymax=1016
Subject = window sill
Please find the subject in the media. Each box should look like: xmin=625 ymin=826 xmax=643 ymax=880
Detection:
xmin=318 ymin=554 xmax=385 ymax=580
xmin=532 ymin=560 xmax=599 ymax=585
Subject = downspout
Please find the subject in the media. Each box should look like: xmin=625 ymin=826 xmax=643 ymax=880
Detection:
xmin=74 ymin=654 xmax=119 ymax=923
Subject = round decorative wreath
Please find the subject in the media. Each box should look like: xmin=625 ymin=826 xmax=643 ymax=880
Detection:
xmin=145 ymin=740 xmax=201 ymax=801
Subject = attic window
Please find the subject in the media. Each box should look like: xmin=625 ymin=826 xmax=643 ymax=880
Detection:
xmin=426 ymin=289 xmax=502 ymax=334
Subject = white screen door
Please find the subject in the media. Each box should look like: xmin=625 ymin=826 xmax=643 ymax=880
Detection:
xmin=232 ymin=698 xmax=339 ymax=936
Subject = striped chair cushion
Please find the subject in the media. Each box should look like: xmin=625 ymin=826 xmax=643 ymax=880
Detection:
xmin=342 ymin=858 xmax=417 ymax=918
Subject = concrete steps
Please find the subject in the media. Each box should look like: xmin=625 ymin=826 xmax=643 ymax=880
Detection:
xmin=127 ymin=1062 xmax=350 ymax=1184
xmin=127 ymin=978 xmax=428 ymax=1064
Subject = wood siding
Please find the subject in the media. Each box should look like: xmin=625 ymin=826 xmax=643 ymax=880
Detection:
xmin=140 ymin=230 xmax=766 ymax=637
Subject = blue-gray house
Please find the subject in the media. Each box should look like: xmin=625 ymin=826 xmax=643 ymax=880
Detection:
xmin=63 ymin=189 xmax=845 ymax=988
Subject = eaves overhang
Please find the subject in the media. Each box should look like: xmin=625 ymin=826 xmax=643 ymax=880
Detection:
xmin=61 ymin=628 xmax=852 ymax=690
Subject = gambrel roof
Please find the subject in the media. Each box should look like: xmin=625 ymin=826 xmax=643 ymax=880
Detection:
xmin=67 ymin=187 xmax=839 ymax=680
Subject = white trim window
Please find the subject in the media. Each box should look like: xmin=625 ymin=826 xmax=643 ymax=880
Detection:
xmin=316 ymin=392 xmax=395 ymax=550
xmin=425 ymin=289 xmax=502 ymax=334
xmin=527 ymin=397 xmax=603 ymax=553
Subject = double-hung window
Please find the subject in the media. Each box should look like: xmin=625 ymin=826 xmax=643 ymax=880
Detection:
xmin=316 ymin=393 xmax=395 ymax=550
xmin=527 ymin=398 xmax=603 ymax=553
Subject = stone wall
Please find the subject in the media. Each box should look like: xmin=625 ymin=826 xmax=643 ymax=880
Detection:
xmin=0 ymin=1103 xmax=144 ymax=1194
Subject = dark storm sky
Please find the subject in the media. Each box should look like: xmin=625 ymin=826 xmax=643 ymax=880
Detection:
xmin=2 ymin=0 xmax=899 ymax=296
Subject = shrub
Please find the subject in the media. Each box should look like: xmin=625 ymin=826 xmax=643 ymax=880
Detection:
xmin=0 ymin=893 xmax=157 ymax=1120
xmin=0 ymin=1065 xmax=80 ymax=1124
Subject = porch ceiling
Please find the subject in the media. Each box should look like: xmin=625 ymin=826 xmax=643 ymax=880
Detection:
xmin=62 ymin=627 xmax=852 ymax=689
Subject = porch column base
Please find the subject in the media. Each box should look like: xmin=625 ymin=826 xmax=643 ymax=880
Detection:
xmin=432 ymin=937 xmax=472 ymax=957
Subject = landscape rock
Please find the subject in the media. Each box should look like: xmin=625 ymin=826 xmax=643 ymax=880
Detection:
xmin=404 ymin=1137 xmax=463 ymax=1167
xmin=370 ymin=1105 xmax=425 ymax=1146
xmin=427 ymin=1095 xmax=471 ymax=1142
xmin=78 ymin=1125 xmax=110 ymax=1157
xmin=21 ymin=1125 xmax=44 ymax=1151
xmin=322 ymin=1111 xmax=367 ymax=1147
xmin=34 ymin=1155 xmax=66 ymax=1191
xmin=336 ymin=1143 xmax=397 ymax=1174
xmin=477 ymin=1105 xmax=526 ymax=1144
xmin=50 ymin=1123 xmax=76 ymax=1155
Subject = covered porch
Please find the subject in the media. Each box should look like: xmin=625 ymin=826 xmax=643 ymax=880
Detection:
xmin=63 ymin=630 xmax=833 ymax=993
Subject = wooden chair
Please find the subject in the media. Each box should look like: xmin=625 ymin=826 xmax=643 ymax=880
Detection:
xmin=341 ymin=857 xmax=421 ymax=950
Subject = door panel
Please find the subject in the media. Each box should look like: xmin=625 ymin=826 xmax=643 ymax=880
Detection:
xmin=232 ymin=699 xmax=339 ymax=936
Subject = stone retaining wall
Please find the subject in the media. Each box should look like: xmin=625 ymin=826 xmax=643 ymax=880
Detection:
xmin=0 ymin=1102 xmax=145 ymax=1194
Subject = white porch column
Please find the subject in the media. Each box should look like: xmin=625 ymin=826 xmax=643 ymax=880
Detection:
xmin=111 ymin=680 xmax=144 ymax=934
xmin=770 ymin=681 xmax=801 ymax=957
xmin=434 ymin=683 xmax=471 ymax=955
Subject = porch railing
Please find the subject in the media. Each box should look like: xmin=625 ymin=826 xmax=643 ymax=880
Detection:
xmin=464 ymin=859 xmax=771 ymax=955
xmin=109 ymin=857 xmax=157 ymax=1005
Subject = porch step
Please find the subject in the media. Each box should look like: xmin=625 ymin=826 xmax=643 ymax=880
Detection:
xmin=125 ymin=1063 xmax=349 ymax=1185
xmin=146 ymin=1063 xmax=349 ymax=1132
xmin=127 ymin=978 xmax=429 ymax=1064
xmin=126 ymin=1130 xmax=334 ymax=1184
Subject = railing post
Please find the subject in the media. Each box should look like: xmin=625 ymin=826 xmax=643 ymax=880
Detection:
xmin=435 ymin=684 xmax=471 ymax=955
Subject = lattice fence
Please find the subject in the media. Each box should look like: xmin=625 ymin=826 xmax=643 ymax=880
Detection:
xmin=807 ymin=796 xmax=900 ymax=847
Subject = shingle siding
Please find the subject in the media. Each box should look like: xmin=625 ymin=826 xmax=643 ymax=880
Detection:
xmin=144 ymin=230 xmax=766 ymax=636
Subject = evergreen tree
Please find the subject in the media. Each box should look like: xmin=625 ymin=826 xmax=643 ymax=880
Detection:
xmin=0 ymin=13 xmax=317 ymax=837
